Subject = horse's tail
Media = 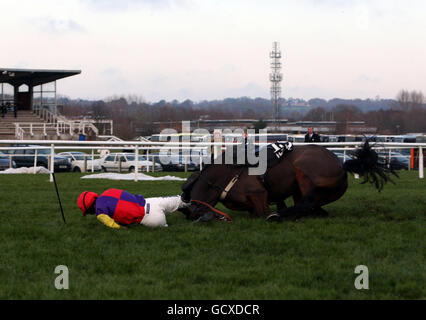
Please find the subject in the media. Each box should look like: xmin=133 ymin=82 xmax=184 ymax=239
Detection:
xmin=343 ymin=140 xmax=398 ymax=191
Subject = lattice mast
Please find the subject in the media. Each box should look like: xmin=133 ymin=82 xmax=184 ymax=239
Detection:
xmin=270 ymin=42 xmax=282 ymax=129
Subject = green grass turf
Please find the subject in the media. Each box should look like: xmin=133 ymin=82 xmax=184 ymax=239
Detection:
xmin=0 ymin=170 xmax=424 ymax=299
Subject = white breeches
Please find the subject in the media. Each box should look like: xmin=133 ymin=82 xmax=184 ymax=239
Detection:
xmin=140 ymin=196 xmax=188 ymax=228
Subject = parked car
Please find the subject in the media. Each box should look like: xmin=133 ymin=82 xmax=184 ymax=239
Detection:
xmin=57 ymin=152 xmax=102 ymax=172
xmin=377 ymin=152 xmax=409 ymax=170
xmin=395 ymin=148 xmax=411 ymax=157
xmin=99 ymin=153 xmax=163 ymax=172
xmin=159 ymin=153 xmax=200 ymax=172
xmin=3 ymin=145 xmax=72 ymax=172
xmin=330 ymin=150 xmax=353 ymax=164
xmin=0 ymin=152 xmax=16 ymax=171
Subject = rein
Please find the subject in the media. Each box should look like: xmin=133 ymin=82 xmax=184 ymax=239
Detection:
xmin=191 ymin=200 xmax=233 ymax=221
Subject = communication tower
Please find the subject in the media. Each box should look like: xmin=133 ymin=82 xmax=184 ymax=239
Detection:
xmin=270 ymin=42 xmax=282 ymax=128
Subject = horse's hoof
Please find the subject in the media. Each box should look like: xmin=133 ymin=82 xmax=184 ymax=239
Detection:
xmin=195 ymin=211 xmax=214 ymax=222
xmin=266 ymin=213 xmax=282 ymax=222
xmin=215 ymin=214 xmax=232 ymax=222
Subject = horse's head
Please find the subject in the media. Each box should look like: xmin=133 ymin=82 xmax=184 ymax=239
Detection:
xmin=180 ymin=164 xmax=234 ymax=221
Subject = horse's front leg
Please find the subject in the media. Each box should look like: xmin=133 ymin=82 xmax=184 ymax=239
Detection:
xmin=247 ymin=192 xmax=270 ymax=218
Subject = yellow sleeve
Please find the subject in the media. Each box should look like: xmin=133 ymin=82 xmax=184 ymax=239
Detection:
xmin=97 ymin=214 xmax=122 ymax=229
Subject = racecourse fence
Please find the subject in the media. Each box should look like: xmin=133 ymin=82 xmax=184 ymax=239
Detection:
xmin=0 ymin=139 xmax=424 ymax=181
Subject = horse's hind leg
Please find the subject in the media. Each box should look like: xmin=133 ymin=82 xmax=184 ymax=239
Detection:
xmin=278 ymin=192 xmax=318 ymax=220
xmin=277 ymin=200 xmax=287 ymax=211
xmin=313 ymin=206 xmax=328 ymax=218
xmin=276 ymin=168 xmax=320 ymax=220
xmin=310 ymin=175 xmax=348 ymax=218
xmin=267 ymin=169 xmax=338 ymax=221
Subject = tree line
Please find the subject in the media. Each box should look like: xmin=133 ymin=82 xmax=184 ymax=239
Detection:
xmin=60 ymin=89 xmax=425 ymax=139
xmin=302 ymin=90 xmax=425 ymax=134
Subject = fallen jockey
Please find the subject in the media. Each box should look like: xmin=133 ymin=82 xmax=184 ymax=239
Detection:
xmin=77 ymin=188 xmax=189 ymax=229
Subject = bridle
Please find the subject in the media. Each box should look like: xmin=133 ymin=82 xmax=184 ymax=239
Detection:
xmin=190 ymin=165 xmax=245 ymax=221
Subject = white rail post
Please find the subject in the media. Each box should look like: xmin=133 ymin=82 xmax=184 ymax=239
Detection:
xmin=152 ymin=154 xmax=155 ymax=173
xmin=134 ymin=145 xmax=139 ymax=182
xmin=91 ymin=149 xmax=94 ymax=172
xmin=50 ymin=144 xmax=55 ymax=182
xmin=419 ymin=147 xmax=424 ymax=179
xmin=33 ymin=149 xmax=38 ymax=174
xmin=43 ymin=123 xmax=47 ymax=136
xmin=146 ymin=149 xmax=150 ymax=172
xmin=84 ymin=154 xmax=87 ymax=172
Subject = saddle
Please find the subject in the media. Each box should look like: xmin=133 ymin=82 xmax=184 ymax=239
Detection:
xmin=265 ymin=141 xmax=294 ymax=169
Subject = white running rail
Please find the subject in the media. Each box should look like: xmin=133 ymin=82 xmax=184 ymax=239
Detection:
xmin=0 ymin=140 xmax=424 ymax=181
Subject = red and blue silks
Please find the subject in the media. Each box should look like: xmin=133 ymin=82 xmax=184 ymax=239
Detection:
xmin=95 ymin=188 xmax=146 ymax=225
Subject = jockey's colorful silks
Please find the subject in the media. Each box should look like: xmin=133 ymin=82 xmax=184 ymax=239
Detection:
xmin=95 ymin=189 xmax=146 ymax=225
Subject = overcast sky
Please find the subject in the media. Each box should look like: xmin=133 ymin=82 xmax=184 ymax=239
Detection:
xmin=1 ymin=0 xmax=425 ymax=102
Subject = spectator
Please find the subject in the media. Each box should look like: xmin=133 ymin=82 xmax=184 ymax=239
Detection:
xmin=305 ymin=127 xmax=321 ymax=142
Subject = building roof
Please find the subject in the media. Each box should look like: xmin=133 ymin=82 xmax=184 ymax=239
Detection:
xmin=0 ymin=68 xmax=81 ymax=87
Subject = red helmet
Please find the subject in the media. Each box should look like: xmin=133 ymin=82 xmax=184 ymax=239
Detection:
xmin=77 ymin=191 xmax=98 ymax=215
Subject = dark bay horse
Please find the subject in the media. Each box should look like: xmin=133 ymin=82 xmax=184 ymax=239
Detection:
xmin=180 ymin=141 xmax=396 ymax=222
xmin=181 ymin=162 xmax=270 ymax=221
